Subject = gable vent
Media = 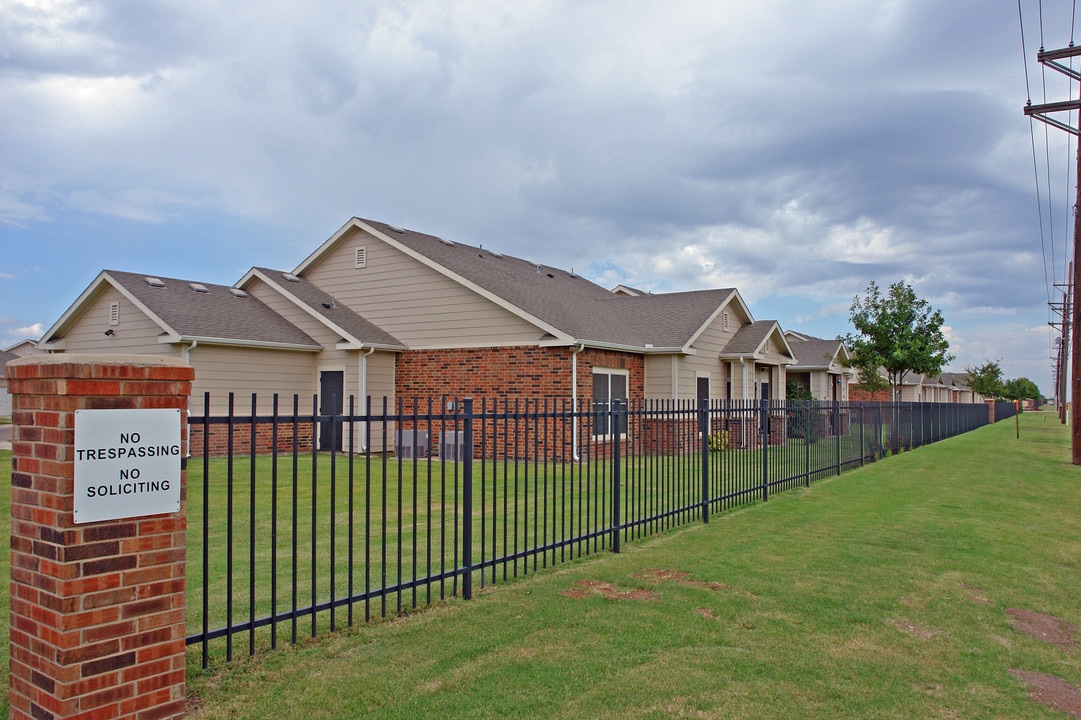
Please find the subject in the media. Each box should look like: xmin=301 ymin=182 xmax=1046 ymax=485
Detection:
xmin=355 ymin=246 xmax=367 ymax=269
xmin=109 ymin=302 xmax=119 ymax=326
xmin=229 ymin=288 xmax=248 ymax=298
xmin=144 ymin=277 xmax=166 ymax=288
xmin=188 ymin=283 xmax=209 ymax=294
xmin=282 ymin=272 xmax=301 ymax=283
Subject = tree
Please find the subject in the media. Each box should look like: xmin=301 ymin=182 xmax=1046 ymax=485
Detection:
xmin=964 ymin=359 xmax=1004 ymax=399
xmin=1003 ymin=377 xmax=1041 ymax=403
xmin=843 ymin=280 xmax=954 ymax=400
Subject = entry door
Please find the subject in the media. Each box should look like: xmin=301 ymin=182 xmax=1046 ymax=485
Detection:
xmin=319 ymin=371 xmax=344 ymax=452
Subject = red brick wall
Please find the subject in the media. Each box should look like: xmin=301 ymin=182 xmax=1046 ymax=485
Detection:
xmin=395 ymin=346 xmax=645 ymax=459
xmin=849 ymin=386 xmax=891 ymax=402
xmin=187 ymin=422 xmax=314 ymax=457
xmin=6 ymin=355 xmax=192 ymax=720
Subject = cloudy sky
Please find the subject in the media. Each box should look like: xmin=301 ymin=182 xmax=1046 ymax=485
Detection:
xmin=0 ymin=1 xmax=1074 ymax=395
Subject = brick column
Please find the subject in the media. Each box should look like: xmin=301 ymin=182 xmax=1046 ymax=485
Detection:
xmin=6 ymin=355 xmax=193 ymax=720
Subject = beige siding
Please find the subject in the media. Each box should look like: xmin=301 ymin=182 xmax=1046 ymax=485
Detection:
xmin=301 ymin=228 xmax=546 ymax=347
xmin=187 ymin=345 xmax=316 ymax=414
xmin=643 ymin=355 xmax=675 ymax=399
xmin=670 ymin=306 xmax=747 ymax=401
xmin=364 ymin=351 xmax=395 ymax=405
xmin=59 ymin=286 xmax=178 ymax=356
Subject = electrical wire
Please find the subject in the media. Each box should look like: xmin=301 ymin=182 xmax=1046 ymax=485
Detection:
xmin=1021 ymin=0 xmax=1054 ymax=307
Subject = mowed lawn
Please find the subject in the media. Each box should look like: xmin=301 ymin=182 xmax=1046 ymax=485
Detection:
xmin=179 ymin=411 xmax=1081 ymax=719
xmin=2 ymin=410 xmax=1079 ymax=718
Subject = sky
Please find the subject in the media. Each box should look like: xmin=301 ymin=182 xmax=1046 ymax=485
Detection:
xmin=0 ymin=1 xmax=1075 ymax=397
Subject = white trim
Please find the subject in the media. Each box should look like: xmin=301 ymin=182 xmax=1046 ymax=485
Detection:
xmin=160 ymin=335 xmax=321 ymax=352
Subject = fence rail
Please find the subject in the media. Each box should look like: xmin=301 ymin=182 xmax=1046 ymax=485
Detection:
xmin=185 ymin=396 xmax=994 ymax=666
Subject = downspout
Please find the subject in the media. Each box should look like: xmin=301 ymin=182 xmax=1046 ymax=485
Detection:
xmin=738 ymin=356 xmax=748 ymax=400
xmin=358 ymin=345 xmax=375 ymax=453
xmin=571 ymin=342 xmax=585 ymax=460
xmin=182 ymin=340 xmax=198 ymax=457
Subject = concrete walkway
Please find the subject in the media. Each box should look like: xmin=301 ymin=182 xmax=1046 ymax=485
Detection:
xmin=0 ymin=423 xmax=11 ymax=451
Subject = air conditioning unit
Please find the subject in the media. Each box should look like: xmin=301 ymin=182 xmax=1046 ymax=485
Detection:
xmin=438 ymin=431 xmax=464 ymax=461
xmin=395 ymin=430 xmax=429 ymax=459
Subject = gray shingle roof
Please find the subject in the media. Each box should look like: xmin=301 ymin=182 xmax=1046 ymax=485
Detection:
xmin=357 ymin=219 xmax=737 ymax=349
xmin=105 ymin=270 xmax=321 ymax=349
xmin=252 ymin=268 xmax=405 ymax=349
xmin=786 ymin=336 xmax=843 ymax=369
xmin=720 ymin=321 xmax=777 ymax=356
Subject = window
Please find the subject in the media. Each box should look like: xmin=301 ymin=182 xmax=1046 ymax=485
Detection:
xmin=592 ymin=369 xmax=628 ymax=437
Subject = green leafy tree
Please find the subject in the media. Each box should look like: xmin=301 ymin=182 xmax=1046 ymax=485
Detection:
xmin=786 ymin=380 xmax=813 ymax=401
xmin=964 ymin=359 xmax=1004 ymax=399
xmin=1002 ymin=377 xmax=1041 ymax=402
xmin=843 ymin=280 xmax=954 ymax=400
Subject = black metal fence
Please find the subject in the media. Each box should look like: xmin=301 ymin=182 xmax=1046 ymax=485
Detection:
xmin=185 ymin=397 xmax=993 ymax=666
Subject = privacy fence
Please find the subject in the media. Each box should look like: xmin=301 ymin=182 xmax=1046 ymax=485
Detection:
xmin=185 ymin=396 xmax=1002 ymax=667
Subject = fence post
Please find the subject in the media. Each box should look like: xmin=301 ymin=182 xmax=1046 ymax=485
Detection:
xmin=804 ymin=401 xmax=811 ymax=487
xmin=461 ymin=398 xmax=474 ymax=600
xmin=6 ymin=354 xmax=192 ymax=720
xmin=859 ymin=403 xmax=866 ymax=466
xmin=760 ymin=399 xmax=769 ymax=503
xmin=834 ymin=400 xmax=842 ymax=476
xmin=611 ymin=400 xmax=622 ymax=553
xmin=699 ymin=398 xmax=710 ymax=523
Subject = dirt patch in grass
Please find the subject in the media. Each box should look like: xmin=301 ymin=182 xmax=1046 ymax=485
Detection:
xmin=635 ymin=568 xmax=732 ymax=592
xmin=887 ymin=619 xmax=936 ymax=640
xmin=962 ymin=583 xmax=990 ymax=604
xmin=1007 ymin=608 xmax=1076 ymax=652
xmin=1010 ymin=670 xmax=1081 ymax=718
xmin=560 ymin=580 xmax=658 ymax=601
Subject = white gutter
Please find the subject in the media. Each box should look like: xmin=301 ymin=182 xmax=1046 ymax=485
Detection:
xmin=357 ymin=346 xmax=375 ymax=452
xmin=182 ymin=340 xmax=198 ymax=457
xmin=163 ymin=335 xmax=322 ymax=352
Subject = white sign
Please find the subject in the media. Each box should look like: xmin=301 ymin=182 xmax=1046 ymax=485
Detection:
xmin=74 ymin=408 xmax=182 ymax=524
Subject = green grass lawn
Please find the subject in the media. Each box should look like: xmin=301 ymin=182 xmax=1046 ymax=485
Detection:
xmin=2 ymin=412 xmax=1075 ymax=718
xmin=176 ymin=411 xmax=1081 ymax=719
xmin=183 ymin=428 xmax=858 ymax=664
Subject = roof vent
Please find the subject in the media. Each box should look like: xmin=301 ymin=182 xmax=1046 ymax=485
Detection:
xmin=229 ymin=288 xmax=248 ymax=298
xmin=282 ymin=273 xmax=301 ymax=283
xmin=387 ymin=224 xmax=406 ymax=233
xmin=438 ymin=237 xmax=455 ymax=247
xmin=188 ymin=283 xmax=209 ymax=294
xmin=488 ymin=249 xmax=503 ymax=258
xmin=144 ymin=277 xmax=166 ymax=288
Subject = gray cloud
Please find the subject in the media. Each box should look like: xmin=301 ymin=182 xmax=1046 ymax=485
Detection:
xmin=0 ymin=0 xmax=1068 ymax=391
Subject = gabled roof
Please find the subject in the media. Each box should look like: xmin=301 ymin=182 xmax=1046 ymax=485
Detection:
xmin=783 ymin=332 xmax=850 ymax=370
xmin=240 ymin=268 xmax=406 ymax=351
xmin=720 ymin=321 xmax=796 ymax=363
xmin=41 ymin=270 xmax=322 ymax=351
xmin=937 ymin=372 xmax=971 ymax=390
xmin=295 ymin=217 xmax=750 ymax=352
xmin=0 ymin=349 xmax=17 ymax=371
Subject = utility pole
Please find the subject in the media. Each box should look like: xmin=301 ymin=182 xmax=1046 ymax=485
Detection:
xmin=1060 ymin=269 xmax=1071 ymax=423
xmin=1024 ymin=43 xmax=1081 ymax=463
